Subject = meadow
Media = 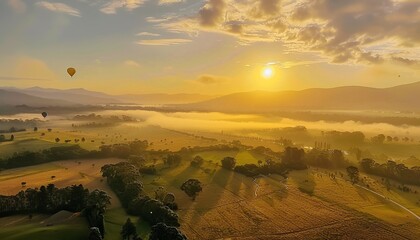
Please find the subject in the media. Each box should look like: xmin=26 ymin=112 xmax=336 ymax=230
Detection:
xmin=0 ymin=110 xmax=419 ymax=239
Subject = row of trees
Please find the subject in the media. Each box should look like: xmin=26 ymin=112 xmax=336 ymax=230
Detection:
xmin=101 ymin=162 xmax=186 ymax=239
xmin=0 ymin=140 xmax=149 ymax=169
xmin=0 ymin=184 xmax=110 ymax=238
xmin=360 ymin=158 xmax=420 ymax=185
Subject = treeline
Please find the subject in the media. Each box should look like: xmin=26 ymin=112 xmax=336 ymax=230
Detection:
xmin=0 ymin=119 xmax=39 ymax=130
xmin=101 ymin=162 xmax=186 ymax=239
xmin=230 ymin=147 xmax=349 ymax=178
xmin=73 ymin=113 xmax=137 ymax=122
xmin=360 ymin=158 xmax=420 ymax=186
xmin=0 ymin=127 xmax=25 ymax=134
xmin=323 ymin=130 xmax=365 ymax=146
xmin=0 ymin=184 xmax=110 ymax=238
xmin=0 ymin=140 xmax=149 ymax=169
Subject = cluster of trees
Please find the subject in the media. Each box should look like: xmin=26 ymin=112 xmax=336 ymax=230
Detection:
xmin=0 ymin=119 xmax=38 ymax=131
xmin=0 ymin=145 xmax=90 ymax=169
xmin=0 ymin=127 xmax=25 ymax=134
xmin=371 ymin=134 xmax=412 ymax=144
xmin=0 ymin=134 xmax=14 ymax=142
xmin=73 ymin=113 xmax=136 ymax=122
xmin=101 ymin=162 xmax=183 ymax=230
xmin=305 ymin=149 xmax=348 ymax=168
xmin=179 ymin=144 xmax=239 ymax=153
xmin=0 ymin=140 xmax=149 ymax=170
xmin=360 ymin=159 xmax=420 ymax=185
xmin=0 ymin=184 xmax=110 ymax=238
xmin=323 ymin=131 xmax=365 ymax=146
xmin=164 ymin=154 xmax=182 ymax=167
xmin=190 ymin=155 xmax=204 ymax=168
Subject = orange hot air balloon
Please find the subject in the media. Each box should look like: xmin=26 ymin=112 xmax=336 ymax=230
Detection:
xmin=67 ymin=67 xmax=76 ymax=77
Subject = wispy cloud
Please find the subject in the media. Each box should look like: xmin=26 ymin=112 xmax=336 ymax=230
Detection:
xmin=159 ymin=0 xmax=420 ymax=65
xmin=123 ymin=60 xmax=141 ymax=67
xmin=137 ymin=32 xmax=161 ymax=37
xmin=136 ymin=38 xmax=192 ymax=46
xmin=158 ymin=0 xmax=185 ymax=5
xmin=100 ymin=0 xmax=147 ymax=14
xmin=36 ymin=1 xmax=81 ymax=17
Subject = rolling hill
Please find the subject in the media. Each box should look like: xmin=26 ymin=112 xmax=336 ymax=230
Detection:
xmin=2 ymin=87 xmax=120 ymax=105
xmin=0 ymin=89 xmax=76 ymax=107
xmin=182 ymin=81 xmax=420 ymax=112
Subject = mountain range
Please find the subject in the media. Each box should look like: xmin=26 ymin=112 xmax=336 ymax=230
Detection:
xmin=1 ymin=81 xmax=420 ymax=112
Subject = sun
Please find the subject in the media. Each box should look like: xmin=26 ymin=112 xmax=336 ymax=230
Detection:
xmin=262 ymin=67 xmax=274 ymax=78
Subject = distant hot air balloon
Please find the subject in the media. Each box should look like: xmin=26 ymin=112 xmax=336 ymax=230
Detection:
xmin=67 ymin=67 xmax=76 ymax=77
xmin=41 ymin=112 xmax=48 ymax=118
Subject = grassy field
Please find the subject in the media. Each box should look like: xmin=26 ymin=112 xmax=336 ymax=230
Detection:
xmin=0 ymin=155 xmax=419 ymax=239
xmin=1 ymin=116 xmax=419 ymax=239
xmin=0 ymin=213 xmax=89 ymax=240
xmin=140 ymin=160 xmax=420 ymax=239
xmin=288 ymin=168 xmax=420 ymax=231
xmin=0 ymin=158 xmax=141 ymax=240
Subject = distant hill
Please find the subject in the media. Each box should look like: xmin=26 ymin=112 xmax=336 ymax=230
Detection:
xmin=183 ymin=82 xmax=420 ymax=112
xmin=117 ymin=93 xmax=216 ymax=105
xmin=2 ymin=87 xmax=120 ymax=105
xmin=1 ymin=87 xmax=215 ymax=105
xmin=0 ymin=89 xmax=75 ymax=107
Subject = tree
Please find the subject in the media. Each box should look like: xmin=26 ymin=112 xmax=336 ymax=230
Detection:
xmin=33 ymin=127 xmax=38 ymax=132
xmin=180 ymin=179 xmax=202 ymax=200
xmin=190 ymin=155 xmax=204 ymax=167
xmin=121 ymin=218 xmax=138 ymax=240
xmin=88 ymin=227 xmax=103 ymax=240
xmin=346 ymin=166 xmax=359 ymax=184
xmin=221 ymin=157 xmax=236 ymax=170
xmin=10 ymin=135 xmax=14 ymax=141
xmin=282 ymin=147 xmax=307 ymax=170
xmin=371 ymin=134 xmax=386 ymax=144
xmin=149 ymin=223 xmax=186 ymax=240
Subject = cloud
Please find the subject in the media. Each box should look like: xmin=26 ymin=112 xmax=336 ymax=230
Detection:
xmin=158 ymin=0 xmax=420 ymax=65
xmin=136 ymin=38 xmax=192 ymax=46
xmin=7 ymin=0 xmax=26 ymax=13
xmin=137 ymin=32 xmax=161 ymax=37
xmin=199 ymin=0 xmax=226 ymax=27
xmin=100 ymin=0 xmax=147 ymax=14
xmin=158 ymin=0 xmax=185 ymax=5
xmin=36 ymin=1 xmax=81 ymax=17
xmin=124 ymin=60 xmax=141 ymax=67
xmin=196 ymin=74 xmax=227 ymax=84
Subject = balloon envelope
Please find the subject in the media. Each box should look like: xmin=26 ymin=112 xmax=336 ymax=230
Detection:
xmin=41 ymin=112 xmax=48 ymax=118
xmin=67 ymin=67 xmax=76 ymax=77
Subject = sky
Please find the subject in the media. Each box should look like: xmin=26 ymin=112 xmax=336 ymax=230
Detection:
xmin=0 ymin=0 xmax=419 ymax=95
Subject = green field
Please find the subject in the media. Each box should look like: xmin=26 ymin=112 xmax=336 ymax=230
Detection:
xmin=0 ymin=214 xmax=88 ymax=240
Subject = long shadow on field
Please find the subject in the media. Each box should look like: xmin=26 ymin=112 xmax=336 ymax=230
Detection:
xmin=188 ymin=168 xmax=234 ymax=225
xmin=168 ymin=164 xmax=201 ymax=188
xmin=290 ymin=169 xmax=316 ymax=196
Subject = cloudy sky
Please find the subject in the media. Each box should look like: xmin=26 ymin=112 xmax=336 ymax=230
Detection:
xmin=0 ymin=0 xmax=419 ymax=94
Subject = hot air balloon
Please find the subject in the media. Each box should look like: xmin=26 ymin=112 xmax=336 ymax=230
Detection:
xmin=41 ymin=112 xmax=48 ymax=118
xmin=67 ymin=67 xmax=76 ymax=77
